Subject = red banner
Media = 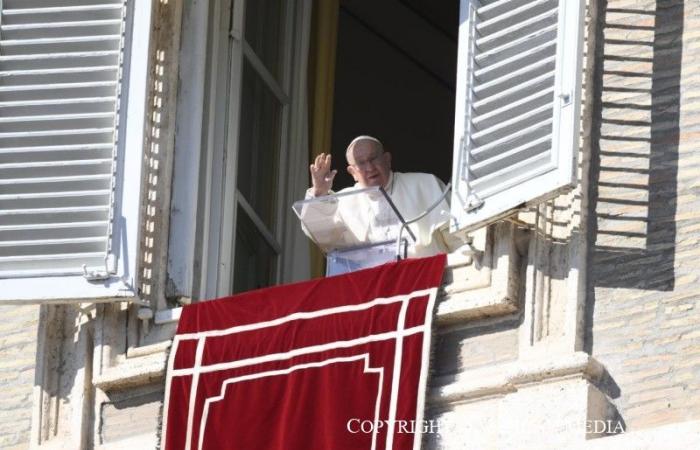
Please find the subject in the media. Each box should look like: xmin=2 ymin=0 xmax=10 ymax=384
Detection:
xmin=163 ymin=255 xmax=446 ymax=450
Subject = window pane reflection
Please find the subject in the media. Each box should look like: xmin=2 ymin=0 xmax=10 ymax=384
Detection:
xmin=233 ymin=208 xmax=276 ymax=294
xmin=237 ymin=59 xmax=282 ymax=230
xmin=245 ymin=0 xmax=284 ymax=81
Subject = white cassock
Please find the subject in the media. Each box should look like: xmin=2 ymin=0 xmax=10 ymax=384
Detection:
xmin=302 ymin=172 xmax=452 ymax=257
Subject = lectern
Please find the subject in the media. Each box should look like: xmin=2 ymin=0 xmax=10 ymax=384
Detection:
xmin=293 ymin=186 xmax=416 ymax=276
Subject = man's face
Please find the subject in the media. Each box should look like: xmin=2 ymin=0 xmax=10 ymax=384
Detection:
xmin=346 ymin=141 xmax=392 ymax=188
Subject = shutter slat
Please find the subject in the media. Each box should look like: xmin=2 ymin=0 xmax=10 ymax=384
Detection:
xmin=0 ymin=189 xmax=111 ymax=200
xmin=0 ymin=220 xmax=108 ymax=232
xmin=0 ymin=50 xmax=120 ymax=61
xmin=0 ymin=237 xmax=107 ymax=247
xmin=0 ymin=66 xmax=118 ymax=78
xmin=4 ymin=5 xmax=123 ymax=15
xmin=0 ymin=159 xmax=112 ymax=170
xmin=0 ymin=82 xmax=118 ymax=92
xmin=0 ymin=252 xmax=105 ymax=263
xmin=1 ymin=205 xmax=110 ymax=215
xmin=0 ymin=128 xmax=114 ymax=138
xmin=0 ymin=143 xmax=113 ymax=154
xmin=0 ymin=174 xmax=112 ymax=185
xmin=1 ymin=36 xmax=120 ymax=46
xmin=0 ymin=113 xmax=114 ymax=124
xmin=1 ymin=20 xmax=123 ymax=31
xmin=0 ymin=97 xmax=116 ymax=107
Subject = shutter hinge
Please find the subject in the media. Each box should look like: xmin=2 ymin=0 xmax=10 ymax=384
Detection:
xmin=82 ymin=254 xmax=117 ymax=281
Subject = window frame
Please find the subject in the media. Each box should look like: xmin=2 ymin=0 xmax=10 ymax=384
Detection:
xmin=167 ymin=0 xmax=312 ymax=303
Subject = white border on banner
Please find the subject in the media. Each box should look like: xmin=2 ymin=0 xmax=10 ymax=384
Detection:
xmin=198 ymin=354 xmax=384 ymax=450
xmin=161 ymin=287 xmax=438 ymax=450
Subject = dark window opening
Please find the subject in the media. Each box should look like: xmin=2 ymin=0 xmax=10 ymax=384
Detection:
xmin=329 ymin=0 xmax=459 ymax=189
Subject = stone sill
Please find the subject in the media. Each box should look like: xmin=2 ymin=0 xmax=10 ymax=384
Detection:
xmin=93 ymin=341 xmax=170 ymax=391
xmin=427 ymin=351 xmax=604 ymax=406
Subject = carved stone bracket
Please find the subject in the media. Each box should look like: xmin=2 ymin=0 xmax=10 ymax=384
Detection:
xmin=436 ymin=221 xmax=527 ymax=324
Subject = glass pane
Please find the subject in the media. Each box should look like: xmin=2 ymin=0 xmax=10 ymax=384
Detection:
xmin=237 ymin=59 xmax=282 ymax=229
xmin=233 ymin=208 xmax=277 ymax=294
xmin=245 ymin=0 xmax=285 ymax=81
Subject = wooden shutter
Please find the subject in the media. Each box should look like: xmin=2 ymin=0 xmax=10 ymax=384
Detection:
xmin=450 ymin=0 xmax=585 ymax=232
xmin=0 ymin=0 xmax=151 ymax=301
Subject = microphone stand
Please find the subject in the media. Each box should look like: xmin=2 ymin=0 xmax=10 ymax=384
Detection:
xmin=395 ymin=183 xmax=452 ymax=260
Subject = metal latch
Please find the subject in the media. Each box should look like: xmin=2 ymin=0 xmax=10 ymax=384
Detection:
xmin=82 ymin=254 xmax=116 ymax=281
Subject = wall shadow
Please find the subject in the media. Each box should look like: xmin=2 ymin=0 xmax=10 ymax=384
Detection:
xmin=587 ymin=0 xmax=682 ymax=295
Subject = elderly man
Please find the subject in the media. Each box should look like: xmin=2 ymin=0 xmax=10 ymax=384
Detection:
xmin=304 ymin=135 xmax=453 ymax=257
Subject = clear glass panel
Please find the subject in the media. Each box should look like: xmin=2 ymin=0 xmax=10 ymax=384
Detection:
xmin=233 ymin=207 xmax=277 ymax=294
xmin=237 ymin=59 xmax=282 ymax=229
xmin=245 ymin=0 xmax=285 ymax=81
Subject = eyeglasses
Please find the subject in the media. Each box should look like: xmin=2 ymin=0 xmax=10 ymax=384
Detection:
xmin=350 ymin=153 xmax=383 ymax=170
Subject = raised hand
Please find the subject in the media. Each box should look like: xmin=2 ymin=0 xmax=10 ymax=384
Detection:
xmin=310 ymin=153 xmax=337 ymax=196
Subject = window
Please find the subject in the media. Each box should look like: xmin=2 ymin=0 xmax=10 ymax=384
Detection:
xmin=167 ymin=0 xmax=311 ymax=302
xmin=0 ymin=0 xmax=152 ymax=302
xmin=450 ymin=0 xmax=585 ymax=232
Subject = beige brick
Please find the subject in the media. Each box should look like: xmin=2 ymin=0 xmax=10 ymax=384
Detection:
xmin=620 ymin=366 xmax=671 ymax=383
xmin=623 ymin=354 xmax=674 ymax=367
xmin=664 ymin=303 xmax=695 ymax=315
xmin=628 ymin=386 xmax=684 ymax=404
xmin=625 ymin=399 xmax=673 ymax=419
xmin=628 ymin=313 xmax=657 ymax=326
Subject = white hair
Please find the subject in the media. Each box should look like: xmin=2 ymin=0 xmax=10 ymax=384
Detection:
xmin=345 ymin=135 xmax=384 ymax=160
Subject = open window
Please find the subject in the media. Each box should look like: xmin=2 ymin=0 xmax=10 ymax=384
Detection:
xmin=0 ymin=0 xmax=152 ymax=302
xmin=167 ymin=0 xmax=586 ymax=305
xmin=167 ymin=0 xmax=312 ymax=303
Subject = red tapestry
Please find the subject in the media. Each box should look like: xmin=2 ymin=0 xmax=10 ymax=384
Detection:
xmin=162 ymin=254 xmax=446 ymax=450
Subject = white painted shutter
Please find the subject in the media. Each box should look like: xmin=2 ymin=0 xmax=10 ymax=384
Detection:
xmin=0 ymin=0 xmax=152 ymax=302
xmin=450 ymin=0 xmax=585 ymax=232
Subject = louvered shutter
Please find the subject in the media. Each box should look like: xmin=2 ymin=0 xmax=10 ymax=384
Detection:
xmin=450 ymin=0 xmax=585 ymax=232
xmin=0 ymin=0 xmax=152 ymax=302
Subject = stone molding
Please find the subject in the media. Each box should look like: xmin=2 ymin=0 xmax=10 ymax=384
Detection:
xmin=428 ymin=351 xmax=605 ymax=407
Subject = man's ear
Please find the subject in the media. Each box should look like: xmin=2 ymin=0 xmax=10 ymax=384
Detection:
xmin=347 ymin=165 xmax=358 ymax=180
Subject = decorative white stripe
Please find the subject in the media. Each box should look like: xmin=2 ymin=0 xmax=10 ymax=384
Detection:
xmin=385 ymin=298 xmax=409 ymax=449
xmin=173 ymin=288 xmax=434 ymax=341
xmin=196 ymin=354 xmax=384 ymax=450
xmin=160 ymin=337 xmax=180 ymax=447
xmin=184 ymin=338 xmax=205 ymax=450
xmin=413 ymin=288 xmax=438 ymax=450
xmin=170 ymin=325 xmax=425 ymax=378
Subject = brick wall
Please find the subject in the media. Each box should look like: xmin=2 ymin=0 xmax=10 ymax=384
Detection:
xmin=0 ymin=305 xmax=39 ymax=450
xmin=588 ymin=0 xmax=700 ymax=431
